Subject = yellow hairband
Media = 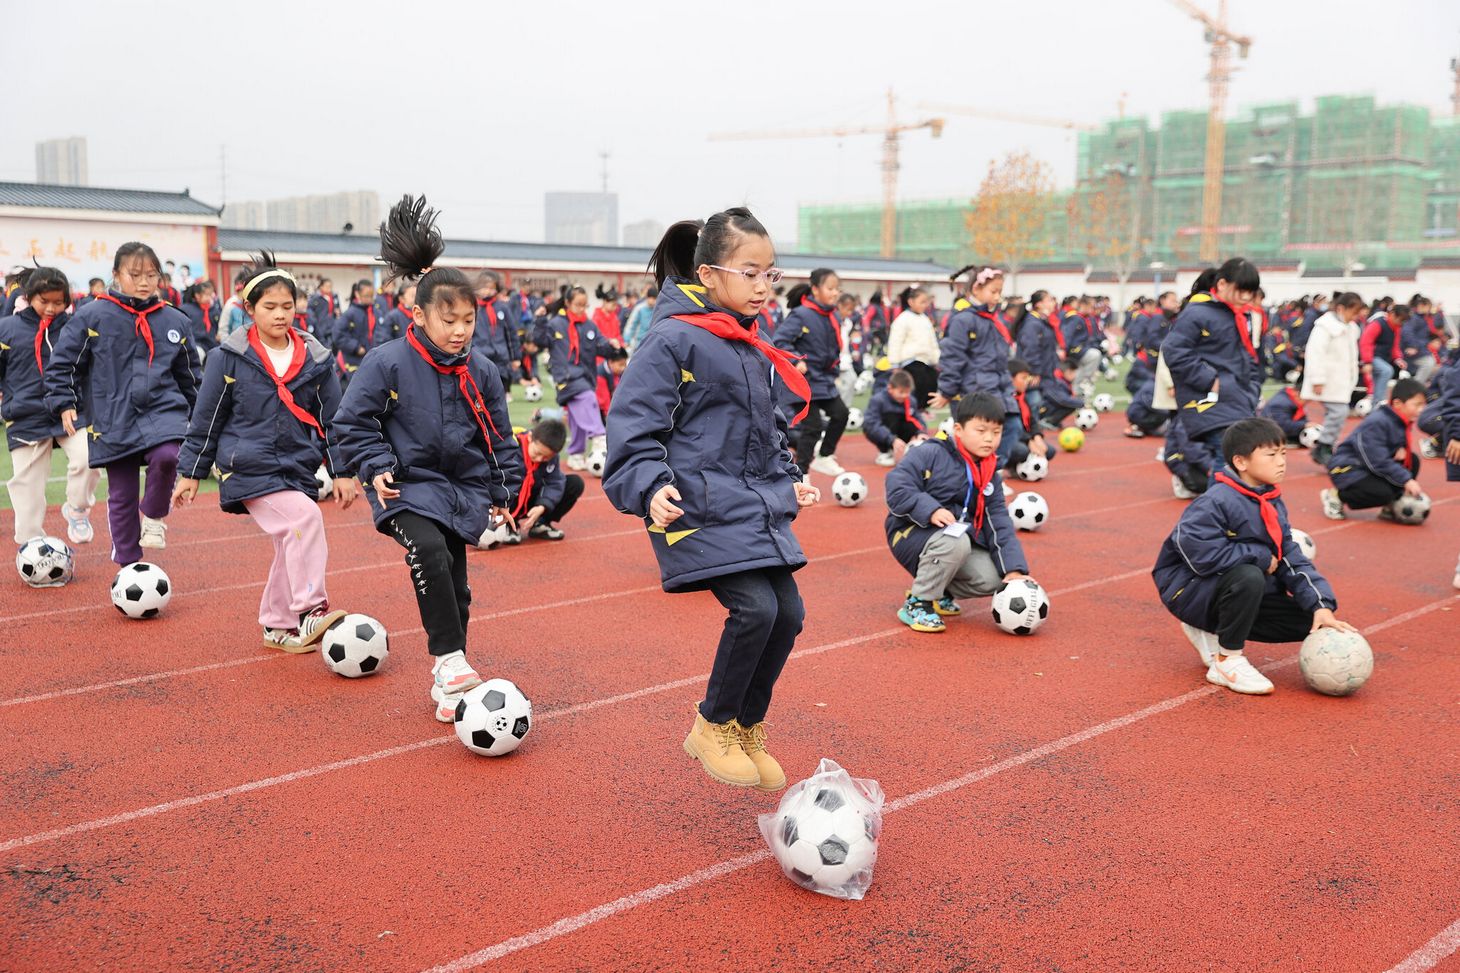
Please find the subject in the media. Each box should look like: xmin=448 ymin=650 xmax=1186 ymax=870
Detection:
xmin=243 ymin=269 xmax=296 ymax=299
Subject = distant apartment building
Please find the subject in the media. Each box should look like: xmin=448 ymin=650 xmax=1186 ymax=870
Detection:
xmin=35 ymin=138 xmax=88 ymax=186
xmin=545 ymin=192 xmax=618 ymax=246
xmin=622 ymin=219 xmax=665 ymax=248
xmin=222 ymin=191 xmax=380 ymax=234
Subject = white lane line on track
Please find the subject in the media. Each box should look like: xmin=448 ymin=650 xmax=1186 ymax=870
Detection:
xmin=1383 ymin=918 xmax=1460 ymax=973
xmin=416 ymin=594 xmax=1460 ymax=972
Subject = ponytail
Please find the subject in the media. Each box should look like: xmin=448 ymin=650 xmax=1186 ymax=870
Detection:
xmin=378 ymin=194 xmax=474 ymax=312
xmin=785 ymin=283 xmax=811 ymax=310
xmin=646 ymin=207 xmax=771 ymax=289
xmin=648 ymin=220 xmax=704 ymax=288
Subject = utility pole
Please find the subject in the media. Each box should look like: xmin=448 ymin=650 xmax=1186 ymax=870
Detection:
xmin=219 ymin=144 xmax=228 ymax=205
xmin=599 ymin=150 xmax=610 ymax=193
xmin=1451 ymin=53 xmax=1460 ymax=116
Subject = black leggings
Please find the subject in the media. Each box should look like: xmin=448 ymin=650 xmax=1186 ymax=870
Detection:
xmin=795 ymin=395 xmax=850 ymax=469
xmin=1212 ymin=564 xmax=1314 ymax=653
xmin=545 ymin=474 xmax=584 ymax=524
xmin=701 ymin=567 xmax=805 ymax=726
xmin=1335 ymin=455 xmax=1419 ymax=510
xmin=387 ymin=511 xmax=471 ymax=657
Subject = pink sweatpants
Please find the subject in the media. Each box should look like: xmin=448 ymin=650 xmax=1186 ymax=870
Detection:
xmin=243 ymin=489 xmax=330 ymax=630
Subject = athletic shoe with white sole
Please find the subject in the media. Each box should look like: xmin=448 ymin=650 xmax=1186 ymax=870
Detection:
xmin=1172 ymin=475 xmax=1196 ymax=500
xmin=139 ymin=516 xmax=168 ymax=549
xmin=432 ymin=650 xmax=482 ymax=696
xmin=1205 ymin=653 xmax=1274 ymax=695
xmin=528 ymin=523 xmax=564 ymax=540
xmin=1319 ymin=488 xmax=1345 ymax=521
xmin=62 ymin=504 xmax=94 ymax=544
xmin=299 ymin=602 xmax=347 ymax=646
xmin=565 ymin=453 xmax=586 ymax=471
xmin=430 ymin=684 xmax=465 ymax=723
xmin=897 ymin=595 xmax=945 ymax=633
xmin=808 ymin=455 xmax=845 ymax=477
xmin=874 ymin=451 xmax=896 ymax=467
xmin=263 ymin=627 xmax=306 ymax=652
xmin=1180 ymin=622 xmax=1220 ymax=667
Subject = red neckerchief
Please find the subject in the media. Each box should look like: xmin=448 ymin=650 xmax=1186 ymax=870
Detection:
xmin=1283 ymin=387 xmax=1306 ymax=422
xmin=1013 ymin=389 xmax=1032 ymax=430
xmin=901 ymin=394 xmax=924 ymax=432
xmin=293 ymin=313 xmax=309 ymax=333
xmin=512 ymin=431 xmax=537 ymax=518
xmin=1424 ymin=314 xmax=1442 ymax=340
xmin=97 ymin=293 xmax=163 ymax=364
xmin=1384 ymin=404 xmax=1414 ymax=468
xmin=951 ymin=437 xmax=998 ymax=533
xmin=1246 ymin=304 xmax=1269 ymax=338
xmin=477 ymin=298 xmax=499 ymax=333
xmin=758 ymin=308 xmax=775 ymax=333
xmin=670 ymin=311 xmax=812 ymax=423
xmin=246 ymin=325 xmax=323 ymax=437
xmin=974 ymin=307 xmax=1014 ymax=348
xmin=1213 ymin=472 xmax=1283 ymax=553
xmin=33 ymin=315 xmax=54 ymax=374
xmin=800 ymin=297 xmax=843 ymax=351
xmin=405 ymin=325 xmax=499 ymax=452
xmin=363 ymin=303 xmax=377 ymax=342
xmin=1210 ymin=290 xmax=1257 ymax=360
xmin=1044 ymin=311 xmax=1066 ymax=352
xmin=564 ymin=309 xmax=586 ymax=362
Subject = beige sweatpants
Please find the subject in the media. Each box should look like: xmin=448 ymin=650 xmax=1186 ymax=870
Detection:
xmin=6 ymin=433 xmax=101 ymax=543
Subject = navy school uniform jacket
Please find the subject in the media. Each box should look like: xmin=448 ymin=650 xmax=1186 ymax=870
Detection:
xmin=863 ymin=388 xmax=926 ymax=452
xmin=547 ymin=310 xmax=613 ymax=403
xmin=602 ymin=279 xmax=807 ymax=593
xmin=1293 ymin=305 xmax=1323 ymax=352
xmin=1018 ymin=313 xmax=1083 ymax=409
xmin=1160 ymin=293 xmax=1262 ymax=440
xmin=1258 ymin=387 xmax=1309 ymax=439
xmin=1126 ymin=377 xmax=1166 ymax=428
xmin=332 ymin=302 xmax=379 ymax=371
xmin=936 ymin=300 xmax=1017 ymax=413
xmin=1163 ymin=412 xmax=1209 ymax=479
xmin=512 ymin=432 xmax=565 ymax=517
xmin=333 ymin=330 xmax=523 ymax=544
xmin=307 ymin=294 xmax=338 ymax=345
xmin=182 ymin=301 xmax=219 ymax=355
xmin=1152 ymin=468 xmax=1335 ymax=630
xmin=473 ymin=298 xmax=520 ymax=379
xmin=1062 ymin=313 xmax=1102 ymax=359
xmin=884 ymin=436 xmax=1027 ymax=579
xmin=44 ymin=291 xmax=199 ymax=467
xmin=1437 ymin=356 xmax=1460 ymax=482
xmin=1326 ymin=403 xmax=1417 ymax=492
xmin=176 ymin=328 xmax=344 ymax=514
xmin=0 ymin=308 xmax=85 ymax=449
xmin=374 ymin=306 xmax=412 ymax=350
xmin=771 ymin=298 xmax=843 ymax=401
xmin=1401 ymin=314 xmax=1443 ymax=369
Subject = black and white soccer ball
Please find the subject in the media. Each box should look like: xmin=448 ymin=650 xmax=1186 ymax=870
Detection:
xmin=454 ymin=678 xmax=533 ymax=756
xmin=320 ymin=613 xmax=389 ymax=678
xmin=1009 ymin=491 xmax=1049 ymax=531
xmin=110 ymin=562 xmax=172 ymax=619
xmin=991 ymin=578 xmax=1050 ymax=635
xmin=586 ymin=451 xmax=607 ymax=478
xmin=1076 ymin=408 xmax=1099 ymax=431
xmin=1390 ymin=493 xmax=1431 ymax=525
xmin=1015 ymin=453 xmax=1048 ymax=482
xmin=16 ymin=536 xmax=74 ymax=588
xmin=1298 ymin=425 xmax=1322 ymax=449
xmin=1290 ymin=528 xmax=1317 ymax=561
xmin=845 ymin=407 xmax=864 ymax=431
xmin=314 ymin=465 xmax=333 ymax=501
xmin=1092 ymin=393 xmax=1115 ymax=413
xmin=1352 ymin=397 xmax=1373 ymax=418
xmin=523 ymin=384 xmax=543 ymax=402
xmin=938 ymin=417 xmax=955 ymax=440
xmin=831 ymin=472 xmax=867 ymax=507
xmin=767 ymin=782 xmax=878 ymax=896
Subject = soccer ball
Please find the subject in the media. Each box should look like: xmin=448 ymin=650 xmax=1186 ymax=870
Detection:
xmin=1015 ymin=453 xmax=1048 ymax=482
xmin=1298 ymin=425 xmax=1322 ymax=449
xmin=1389 ymin=493 xmax=1431 ymax=525
xmin=16 ymin=536 xmax=74 ymax=588
xmin=314 ymin=465 xmax=333 ymax=501
xmin=1285 ymin=369 xmax=1301 ymax=384
xmin=1111 ymin=353 xmax=1125 ymax=365
xmin=1102 ymin=366 xmax=1118 ymax=381
xmin=1299 ymin=629 xmax=1374 ymax=696
xmin=853 ymin=372 xmax=872 ymax=394
xmin=1290 ymin=527 xmax=1317 ymax=561
xmin=1058 ymin=427 xmax=1084 ymax=452
xmin=831 ymin=472 xmax=867 ymax=507
xmin=1352 ymin=397 xmax=1373 ymax=417
xmin=478 ymin=523 xmax=520 ymax=550
xmin=845 ymin=407 xmax=864 ymax=431
xmin=110 ymin=562 xmax=172 ymax=619
xmin=586 ymin=451 xmax=607 ymax=478
xmin=938 ymin=417 xmax=955 ymax=440
xmin=766 ymin=781 xmax=878 ymax=897
xmin=523 ymin=384 xmax=543 ymax=402
xmin=1092 ymin=393 xmax=1115 ymax=413
xmin=320 ymin=613 xmax=388 ymax=677
xmin=990 ymin=578 xmax=1050 ymax=635
xmin=1009 ymin=491 xmax=1049 ymax=531
xmin=454 ymin=678 xmax=533 ymax=756
xmin=1076 ymin=408 xmax=1099 ymax=431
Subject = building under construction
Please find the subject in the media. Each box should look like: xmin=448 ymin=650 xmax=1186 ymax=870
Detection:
xmin=799 ymin=94 xmax=1460 ymax=274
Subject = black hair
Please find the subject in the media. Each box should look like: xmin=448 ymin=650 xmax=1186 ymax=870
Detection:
xmin=1222 ymin=417 xmax=1286 ymax=466
xmin=898 ymin=286 xmax=926 ymax=311
xmin=604 ymin=345 xmax=630 ymax=363
xmin=1007 ymin=357 xmax=1033 ymax=377
xmin=647 ymin=207 xmax=771 ymax=288
xmin=868 ymin=291 xmax=884 ymax=306
xmin=836 ymin=292 xmax=856 ymax=307
xmin=1027 ymin=289 xmax=1051 ymax=308
xmin=474 ymin=269 xmax=503 ymax=291
xmin=595 ymin=283 xmax=620 ymax=302
xmin=378 ymin=194 xmax=475 ymax=313
xmin=545 ymin=284 xmax=587 ymax=318
xmin=1213 ymin=257 xmax=1260 ymax=293
xmin=233 ymin=268 xmax=251 ymax=287
xmin=183 ymin=281 xmax=215 ymax=304
xmin=23 ymin=264 xmax=70 ymax=301
xmin=954 ymin=392 xmax=1006 ymax=425
xmin=87 ymin=277 xmax=105 ymax=288
xmin=239 ymin=250 xmax=299 ymax=305
xmin=112 ymin=242 xmax=163 ymax=276
xmin=1181 ymin=268 xmax=1220 ymax=309
xmin=645 ymin=285 xmax=659 ymax=298
xmin=809 ymin=268 xmax=837 ymax=290
xmin=1390 ymin=377 xmax=1427 ymax=403
xmin=784 ymin=283 xmax=811 ymax=309
xmin=530 ymin=417 xmax=568 ymax=454
xmin=887 ymin=368 xmax=914 ymax=389
xmin=1332 ymin=291 xmax=1364 ymax=311
xmin=1390 ymin=304 xmax=1410 ymax=320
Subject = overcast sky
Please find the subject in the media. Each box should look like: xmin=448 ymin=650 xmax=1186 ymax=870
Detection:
xmin=4 ymin=0 xmax=1458 ymax=248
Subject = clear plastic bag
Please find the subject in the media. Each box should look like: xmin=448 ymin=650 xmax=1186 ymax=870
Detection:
xmin=758 ymin=757 xmax=884 ymax=900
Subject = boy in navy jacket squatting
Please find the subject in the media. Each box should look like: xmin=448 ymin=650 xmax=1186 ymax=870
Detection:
xmin=886 ymin=392 xmax=1029 ymax=634
xmin=502 ymin=417 xmax=582 ymax=544
xmin=1153 ymin=418 xmax=1353 ymax=695
xmin=1258 ymin=386 xmax=1311 ymax=444
xmin=1320 ymin=378 xmax=1428 ymax=522
xmin=863 ymin=368 xmax=927 ymax=467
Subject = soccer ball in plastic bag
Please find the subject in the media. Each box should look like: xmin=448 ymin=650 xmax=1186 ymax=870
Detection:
xmin=1076 ymin=408 xmax=1099 ymax=431
xmin=991 ymin=578 xmax=1050 ymax=635
xmin=16 ymin=536 xmax=74 ymax=588
xmin=111 ymin=562 xmax=172 ymax=619
xmin=1299 ymin=629 xmax=1373 ymax=696
xmin=845 ymin=407 xmax=863 ymax=431
xmin=454 ymin=678 xmax=533 ymax=756
xmin=1290 ymin=528 xmax=1316 ymax=561
xmin=320 ymin=613 xmax=389 ymax=677
xmin=831 ymin=472 xmax=867 ymax=507
xmin=1009 ymin=492 xmax=1049 ymax=531
xmin=1015 ymin=454 xmax=1048 ymax=481
xmin=760 ymin=758 xmax=884 ymax=900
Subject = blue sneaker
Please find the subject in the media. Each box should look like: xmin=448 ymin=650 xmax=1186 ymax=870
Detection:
xmin=934 ymin=595 xmax=961 ymax=617
xmin=898 ymin=596 xmax=945 ymax=633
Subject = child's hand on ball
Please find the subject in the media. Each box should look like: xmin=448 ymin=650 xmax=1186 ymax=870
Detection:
xmin=1311 ymin=609 xmax=1357 ymax=634
xmin=793 ymin=482 xmax=819 ymax=507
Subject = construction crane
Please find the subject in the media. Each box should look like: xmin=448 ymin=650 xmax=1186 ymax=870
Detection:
xmin=1169 ymin=0 xmax=1252 ymax=262
xmin=914 ymin=103 xmax=1100 ymax=134
xmin=710 ymin=89 xmax=944 ymax=258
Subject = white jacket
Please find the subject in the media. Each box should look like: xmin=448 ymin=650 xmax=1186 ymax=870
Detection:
xmin=1300 ymin=310 xmax=1359 ymax=403
xmin=887 ymin=310 xmax=940 ymax=367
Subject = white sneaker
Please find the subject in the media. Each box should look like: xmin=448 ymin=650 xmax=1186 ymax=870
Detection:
xmin=1180 ymin=623 xmax=1220 ymax=667
xmin=1172 ymin=474 xmax=1196 ymax=500
xmin=432 ymin=650 xmax=482 ymax=696
xmin=139 ymin=516 xmax=167 ymax=549
xmin=62 ymin=504 xmax=94 ymax=544
xmin=809 ymin=455 xmax=845 ymax=477
xmin=1319 ymin=488 xmax=1345 ymax=521
xmin=431 ymin=684 xmax=464 ymax=723
xmin=874 ymin=451 xmax=896 ymax=467
xmin=565 ymin=453 xmax=586 ymax=471
xmin=1205 ymin=653 xmax=1275 ymax=695
xmin=1155 ymin=447 xmax=1166 ymax=463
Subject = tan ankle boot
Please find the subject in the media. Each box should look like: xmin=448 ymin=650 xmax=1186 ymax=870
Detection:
xmin=683 ymin=708 xmax=759 ymax=787
xmin=738 ymin=721 xmax=786 ymax=791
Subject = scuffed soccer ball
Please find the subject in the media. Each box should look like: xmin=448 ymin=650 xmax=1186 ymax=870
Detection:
xmin=110 ymin=562 xmax=172 ymax=619
xmin=586 ymin=451 xmax=607 ymax=478
xmin=990 ymin=578 xmax=1050 ymax=635
xmin=454 ymin=678 xmax=532 ymax=756
xmin=1298 ymin=425 xmax=1322 ymax=449
xmin=1092 ymin=393 xmax=1115 ymax=413
xmin=845 ymin=407 xmax=864 ymax=431
xmin=16 ymin=536 xmax=74 ymax=588
xmin=1299 ymin=629 xmax=1374 ymax=696
xmin=831 ymin=472 xmax=867 ymax=507
xmin=1290 ymin=527 xmax=1317 ymax=561
xmin=1058 ymin=427 xmax=1084 ymax=452
xmin=1015 ymin=453 xmax=1048 ymax=482
xmin=1389 ymin=493 xmax=1431 ymax=525
xmin=1009 ymin=491 xmax=1049 ymax=531
xmin=314 ymin=465 xmax=333 ymax=501
xmin=320 ymin=613 xmax=389 ymax=677
xmin=1352 ymin=397 xmax=1373 ymax=417
xmin=766 ymin=781 xmax=878 ymax=897
xmin=1076 ymin=408 xmax=1099 ymax=431
xmin=523 ymin=384 xmax=544 ymax=402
